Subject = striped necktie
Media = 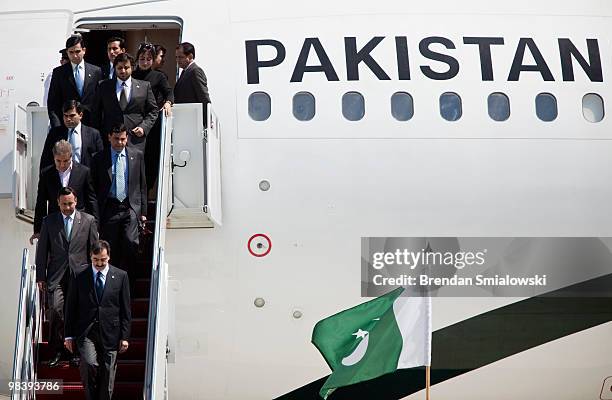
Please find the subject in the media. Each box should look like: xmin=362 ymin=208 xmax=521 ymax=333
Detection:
xmin=119 ymin=82 xmax=128 ymax=110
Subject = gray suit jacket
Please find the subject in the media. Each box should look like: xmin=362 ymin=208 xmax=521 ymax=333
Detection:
xmin=36 ymin=211 xmax=99 ymax=291
xmin=93 ymin=77 xmax=158 ymax=152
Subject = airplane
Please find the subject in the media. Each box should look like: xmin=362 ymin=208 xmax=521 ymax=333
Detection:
xmin=1 ymin=0 xmax=612 ymax=399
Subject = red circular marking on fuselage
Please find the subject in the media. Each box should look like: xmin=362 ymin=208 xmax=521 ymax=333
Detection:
xmin=248 ymin=234 xmax=272 ymax=257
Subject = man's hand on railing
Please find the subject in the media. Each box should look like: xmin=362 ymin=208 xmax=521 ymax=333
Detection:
xmin=37 ymin=281 xmax=46 ymax=292
xmin=163 ymin=101 xmax=172 ymax=117
xmin=64 ymin=338 xmax=74 ymax=353
xmin=119 ymin=340 xmax=129 ymax=354
xmin=29 ymin=233 xmax=39 ymax=245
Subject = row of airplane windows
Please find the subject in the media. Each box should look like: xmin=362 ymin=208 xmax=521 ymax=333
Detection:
xmin=247 ymin=92 xmax=606 ymax=123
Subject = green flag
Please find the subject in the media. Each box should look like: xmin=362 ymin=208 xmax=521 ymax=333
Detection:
xmin=312 ymin=288 xmax=431 ymax=399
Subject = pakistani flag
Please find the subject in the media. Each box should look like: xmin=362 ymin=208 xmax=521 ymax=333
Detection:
xmin=312 ymin=288 xmax=432 ymax=399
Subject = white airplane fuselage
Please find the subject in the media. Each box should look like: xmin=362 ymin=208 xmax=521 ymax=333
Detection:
xmin=0 ymin=1 xmax=611 ymax=399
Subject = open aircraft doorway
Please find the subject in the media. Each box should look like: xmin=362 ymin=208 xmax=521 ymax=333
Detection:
xmin=75 ymin=16 xmax=182 ymax=86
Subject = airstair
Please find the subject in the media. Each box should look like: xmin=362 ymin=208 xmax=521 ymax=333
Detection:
xmin=10 ymin=103 xmax=222 ymax=399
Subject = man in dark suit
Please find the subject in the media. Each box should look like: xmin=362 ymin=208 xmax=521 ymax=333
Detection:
xmin=174 ymin=42 xmax=211 ymax=119
xmin=36 ymin=187 xmax=98 ymax=367
xmin=93 ymin=53 xmax=158 ymax=152
xmin=101 ymin=37 xmax=126 ymax=80
xmin=48 ymin=36 xmax=102 ymax=128
xmin=64 ymin=240 xmax=131 ymax=400
xmin=31 ymin=141 xmax=98 ymax=244
xmin=41 ymin=100 xmax=103 ymax=170
xmin=91 ymin=125 xmax=146 ymax=272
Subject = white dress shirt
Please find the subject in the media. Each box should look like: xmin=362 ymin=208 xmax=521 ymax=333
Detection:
xmin=116 ymin=77 xmax=132 ymax=103
xmin=58 ymin=162 xmax=72 ymax=187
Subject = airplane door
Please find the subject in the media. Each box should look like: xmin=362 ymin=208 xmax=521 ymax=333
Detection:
xmin=0 ymin=10 xmax=73 ymax=197
xmin=168 ymin=103 xmax=223 ymax=228
xmin=206 ymin=106 xmax=223 ymax=226
xmin=13 ymin=105 xmax=49 ymax=222
xmin=13 ymin=105 xmax=29 ymax=220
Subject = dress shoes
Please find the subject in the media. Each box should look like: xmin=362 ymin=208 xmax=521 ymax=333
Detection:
xmin=48 ymin=351 xmax=62 ymax=367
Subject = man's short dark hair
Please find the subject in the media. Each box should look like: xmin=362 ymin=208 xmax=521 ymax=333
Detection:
xmin=57 ymin=186 xmax=77 ymax=199
xmin=107 ymin=36 xmax=125 ymax=48
xmin=113 ymin=52 xmax=134 ymax=68
xmin=91 ymin=240 xmax=111 ymax=256
xmin=62 ymin=100 xmax=83 ymax=114
xmin=66 ymin=35 xmax=86 ymax=49
xmin=177 ymin=42 xmax=195 ymax=58
xmin=109 ymin=124 xmax=128 ymax=136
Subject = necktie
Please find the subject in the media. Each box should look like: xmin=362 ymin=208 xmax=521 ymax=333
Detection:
xmin=75 ymin=65 xmax=84 ymax=96
xmin=95 ymin=271 xmax=104 ymax=302
xmin=68 ymin=128 xmax=80 ymax=163
xmin=119 ymin=82 xmax=128 ymax=110
xmin=115 ymin=153 xmax=127 ymax=202
xmin=64 ymin=216 xmax=72 ymax=241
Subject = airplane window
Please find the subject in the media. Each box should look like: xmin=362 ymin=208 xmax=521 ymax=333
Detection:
xmin=582 ymin=93 xmax=604 ymax=123
xmin=342 ymin=92 xmax=365 ymax=121
xmin=535 ymin=93 xmax=557 ymax=122
xmin=293 ymin=92 xmax=315 ymax=121
xmin=391 ymin=92 xmax=414 ymax=121
xmin=488 ymin=93 xmax=510 ymax=122
xmin=248 ymin=92 xmax=271 ymax=121
xmin=440 ymin=92 xmax=462 ymax=121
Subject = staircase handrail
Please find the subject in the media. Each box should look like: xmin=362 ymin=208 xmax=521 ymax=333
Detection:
xmin=144 ymin=112 xmax=173 ymax=399
xmin=11 ymin=248 xmax=42 ymax=400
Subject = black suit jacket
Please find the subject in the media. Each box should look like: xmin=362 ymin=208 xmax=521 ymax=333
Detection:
xmin=91 ymin=147 xmax=147 ymax=219
xmin=100 ymin=62 xmax=115 ymax=81
xmin=173 ymin=62 xmax=211 ymax=118
xmin=36 ymin=211 xmax=98 ymax=290
xmin=92 ymin=77 xmax=158 ymax=151
xmin=34 ymin=163 xmax=99 ymax=234
xmin=65 ymin=264 xmax=131 ymax=350
xmin=40 ymin=125 xmax=104 ymax=170
xmin=48 ymin=62 xmax=102 ymax=128
xmin=133 ymin=68 xmax=173 ymax=108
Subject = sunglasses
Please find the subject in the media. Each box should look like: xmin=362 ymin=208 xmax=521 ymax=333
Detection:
xmin=138 ymin=43 xmax=155 ymax=51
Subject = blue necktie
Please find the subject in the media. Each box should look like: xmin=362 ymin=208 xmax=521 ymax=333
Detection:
xmin=68 ymin=128 xmax=80 ymax=163
xmin=75 ymin=65 xmax=84 ymax=96
xmin=95 ymin=271 xmax=104 ymax=302
xmin=115 ymin=153 xmax=127 ymax=202
xmin=64 ymin=216 xmax=72 ymax=241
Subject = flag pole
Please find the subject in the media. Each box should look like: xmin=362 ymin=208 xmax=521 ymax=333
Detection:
xmin=426 ymin=365 xmax=430 ymax=400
